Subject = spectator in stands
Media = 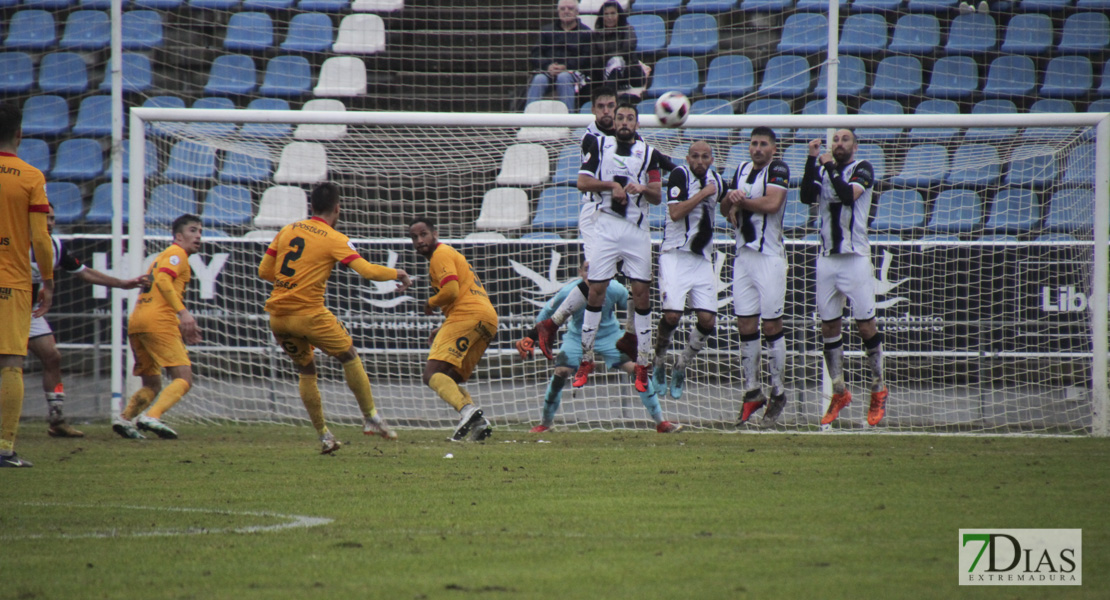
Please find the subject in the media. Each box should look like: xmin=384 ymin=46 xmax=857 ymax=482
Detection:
xmin=527 ymin=0 xmax=594 ymax=111
xmin=591 ymin=0 xmax=651 ymax=101
xmin=958 ymin=1 xmax=989 ymax=14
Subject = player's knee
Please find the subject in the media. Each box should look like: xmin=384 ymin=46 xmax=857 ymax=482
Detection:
xmin=42 ymin=348 xmax=62 ymax=372
xmin=662 ymin=311 xmax=681 ymax=327
xmin=336 ymin=347 xmax=358 ymax=363
xmin=762 ymin=317 xmax=784 ymax=337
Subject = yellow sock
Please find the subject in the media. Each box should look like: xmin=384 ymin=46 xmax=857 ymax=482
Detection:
xmin=146 ymin=379 xmax=190 ymax=419
xmin=342 ymin=357 xmax=376 ymax=418
xmin=429 ymin=372 xmax=471 ymax=412
xmin=1 ymin=367 xmax=25 ymax=453
xmin=122 ymin=387 xmax=157 ymax=420
xmin=298 ymin=374 xmax=326 ymax=435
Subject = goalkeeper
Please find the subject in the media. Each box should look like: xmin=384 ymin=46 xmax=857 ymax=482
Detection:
xmin=517 ymin=262 xmax=682 ymax=434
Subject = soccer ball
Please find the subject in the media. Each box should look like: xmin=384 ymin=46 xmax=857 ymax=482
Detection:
xmin=654 ymin=91 xmax=691 ymax=128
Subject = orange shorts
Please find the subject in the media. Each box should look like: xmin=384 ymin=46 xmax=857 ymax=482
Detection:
xmin=269 ymin=310 xmax=353 ymax=366
xmin=130 ymin=330 xmax=190 ymax=376
xmin=0 ymin=288 xmax=32 ymax=356
xmin=428 ymin=317 xmax=497 ymax=382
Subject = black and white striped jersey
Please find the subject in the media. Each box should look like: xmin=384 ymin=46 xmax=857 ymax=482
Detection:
xmin=728 ymin=159 xmax=791 ymax=258
xmin=661 ymin=165 xmax=723 ymax=261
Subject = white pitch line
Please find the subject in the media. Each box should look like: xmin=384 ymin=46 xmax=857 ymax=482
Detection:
xmin=4 ymin=502 xmax=332 ymax=540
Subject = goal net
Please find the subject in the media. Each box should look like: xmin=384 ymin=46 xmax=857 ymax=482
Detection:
xmin=107 ymin=108 xmax=1108 ymax=436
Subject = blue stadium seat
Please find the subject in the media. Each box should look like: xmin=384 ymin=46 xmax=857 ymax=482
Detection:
xmin=1020 ymin=0 xmax=1073 ymax=9
xmin=17 ymin=139 xmax=51 ymax=175
xmin=0 ymin=53 xmax=34 ymax=94
xmin=520 ymin=232 xmax=564 ymax=241
xmin=721 ymin=143 xmax=747 ymax=179
xmin=795 ymin=99 xmax=847 ymax=141
xmin=891 ymin=144 xmax=949 ymax=188
xmin=241 ymin=98 xmax=293 ymax=137
xmin=260 ymin=55 xmax=312 ymax=98
xmin=686 ymin=0 xmax=737 ymax=12
xmin=1058 ymin=13 xmax=1109 ymax=54
xmin=888 ymin=14 xmax=939 ymax=54
xmin=738 ymin=98 xmax=791 ymax=140
xmin=164 ymin=140 xmax=217 ymax=183
xmin=1077 ymin=0 xmax=1110 ymax=6
xmin=986 ymin=188 xmax=1041 ymax=234
xmin=243 ymin=0 xmax=294 ymax=8
xmin=854 ymin=143 xmax=887 ymax=181
xmin=79 ymin=0 xmax=128 ymax=6
xmin=189 ymin=0 xmax=240 ymax=8
xmin=98 ymin=53 xmax=152 ymax=93
xmin=532 ymin=186 xmax=580 ymax=229
xmin=1005 ymin=146 xmax=1057 ymax=189
xmin=796 ymin=0 xmax=846 ymax=10
xmin=906 ymin=0 xmax=957 ymax=11
xmin=1040 ymin=56 xmax=1093 ymax=98
xmin=225 ymin=12 xmax=273 ymax=52
xmin=667 ymin=13 xmax=718 ymax=55
xmin=60 ymin=10 xmax=110 ymax=51
xmin=143 ymin=95 xmax=186 ymax=137
xmin=1024 ymin=99 xmax=1076 ymax=142
xmin=851 ymin=0 xmax=902 ymax=11
xmin=47 ymin=182 xmax=84 ymax=225
xmin=628 ymin=14 xmax=666 ymax=53
xmin=204 ymin=54 xmax=258 ymax=96
xmin=1062 ymin=143 xmax=1094 ymax=187
xmin=134 ymin=0 xmax=182 ymax=8
xmin=629 ymin=0 xmax=684 ymax=14
xmin=778 ymin=13 xmax=826 ymax=54
xmin=72 ymin=95 xmax=112 ymax=137
xmin=4 ymin=11 xmax=57 ymax=51
xmin=908 ymin=99 xmax=960 ymax=143
xmin=86 ymin=183 xmax=129 ymax=226
xmin=814 ymin=55 xmax=866 ymax=98
xmin=946 ymin=144 xmax=1001 ymax=187
xmin=1088 ymin=98 xmax=1110 ymax=112
xmin=25 ymin=0 xmax=77 ymax=9
xmin=839 ymin=13 xmax=887 ymax=56
xmin=646 ymin=56 xmax=700 ymax=97
xmin=552 ymin=145 xmax=580 ymax=186
xmin=298 ymin=0 xmax=348 ymax=10
xmin=781 ymin=143 xmax=808 ymax=186
xmin=857 ymin=99 xmax=903 ymax=142
xmin=202 ymin=184 xmax=254 ymax=228
xmin=39 ymin=52 xmax=88 ymax=94
xmin=870 ymin=55 xmax=922 ymax=99
xmin=872 ymin=190 xmax=926 ymax=233
xmin=281 ymin=13 xmax=334 ymax=53
xmin=740 ymin=0 xmax=795 ymax=10
xmin=122 ymin=10 xmax=163 ymax=51
xmin=982 ymin=55 xmax=1035 ymax=99
xmin=945 ymin=13 xmax=997 ymax=54
xmin=1045 ymin=189 xmax=1093 ymax=234
xmin=219 ymin=149 xmax=272 ymax=183
xmin=703 ymin=55 xmax=754 ymax=98
xmin=188 ymin=97 xmax=238 ymax=137
xmin=965 ymin=99 xmax=1017 ymax=143
xmin=120 ymin=139 xmax=159 ymax=181
xmin=1101 ymin=61 xmax=1110 ymax=96
xmin=758 ymin=55 xmax=812 ymax=98
xmin=52 ymin=138 xmax=104 ymax=181
xmin=148 ymin=184 xmax=197 ymax=225
xmin=928 ymin=189 xmax=982 ymax=234
xmin=783 ymin=189 xmax=811 ymax=234
xmin=686 ymin=98 xmax=733 ymax=143
xmin=21 ymin=95 xmax=69 ymax=137
xmin=926 ymin=55 xmax=979 ymax=100
xmin=1001 ymin=13 xmax=1052 ymax=55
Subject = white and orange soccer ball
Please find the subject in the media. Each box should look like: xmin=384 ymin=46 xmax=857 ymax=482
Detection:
xmin=654 ymin=91 xmax=691 ymax=128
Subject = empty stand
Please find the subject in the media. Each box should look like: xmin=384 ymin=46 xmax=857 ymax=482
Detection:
xmin=839 ymin=13 xmax=888 ymax=56
xmin=475 ymin=188 xmax=530 ymax=230
xmin=891 ymin=144 xmax=949 ymax=188
xmin=1040 ymin=56 xmax=1093 ymax=98
xmin=205 ymin=54 xmax=258 ymax=96
xmin=294 ymin=99 xmax=347 ymax=140
xmin=47 ymin=182 xmax=84 ymax=225
xmin=702 ymin=55 xmax=754 ymax=98
xmin=39 ymin=52 xmax=89 ymax=95
xmin=872 ymin=189 xmax=926 ymax=233
xmin=21 ymin=95 xmax=69 ymax=137
xmin=928 ymin=189 xmax=983 ymax=234
xmin=260 ymin=55 xmax=313 ymax=97
xmin=281 ymin=13 xmax=334 ymax=53
xmin=224 ymin=12 xmax=274 ymax=52
xmin=532 ymin=186 xmax=580 ymax=229
xmin=495 ymin=144 xmax=550 ymax=186
xmin=332 ymin=14 xmax=386 ymax=54
xmin=986 ymin=188 xmax=1041 ymax=234
xmin=646 ymin=56 xmax=700 ymax=97
xmin=5 ymin=10 xmax=57 ymax=51
xmin=667 ymin=13 xmax=719 ymax=55
xmin=946 ymin=144 xmax=1002 ymax=187
xmin=982 ymin=55 xmax=1036 ymax=99
xmin=202 ymin=184 xmax=254 ymax=228
xmin=274 ymin=142 xmax=328 ymax=183
xmin=628 ymin=14 xmax=666 ymax=53
xmin=52 ymin=138 xmax=104 ymax=181
xmin=72 ymin=94 xmax=112 ymax=136
xmin=758 ymin=55 xmax=811 ymax=98
xmin=60 ymin=10 xmax=110 ymax=51
xmin=255 ymin=186 xmax=308 ymax=228
xmin=314 ymin=56 xmax=367 ymax=96
xmin=147 ymin=183 xmax=198 ymax=225
xmin=164 ymin=139 xmax=217 ymax=183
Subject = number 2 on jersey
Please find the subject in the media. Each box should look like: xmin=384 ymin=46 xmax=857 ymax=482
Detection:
xmin=279 ymin=237 xmax=306 ymax=277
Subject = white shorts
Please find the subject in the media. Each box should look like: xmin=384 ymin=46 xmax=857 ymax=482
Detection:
xmin=732 ymin=248 xmax=786 ymax=319
xmin=816 ymin=253 xmax=876 ymax=322
xmin=659 ymin=250 xmax=717 ymax=313
xmin=589 ymin=212 xmax=652 ymax=282
xmin=29 ymin=315 xmax=53 ymax=339
xmin=579 ymin=201 xmax=598 ymax=261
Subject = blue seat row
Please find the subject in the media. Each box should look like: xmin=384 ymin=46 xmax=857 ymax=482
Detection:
xmin=0 ymin=51 xmax=153 ymax=94
xmin=82 ymin=182 xmax=256 ymax=228
xmin=0 ymin=0 xmax=356 ymax=10
xmin=628 ymin=0 xmax=1110 ymax=13
xmin=3 ymin=10 xmax=163 ymax=51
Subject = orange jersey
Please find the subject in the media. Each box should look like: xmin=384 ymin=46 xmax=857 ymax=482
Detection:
xmin=0 ymin=151 xmax=51 ymax=291
xmin=129 ymin=243 xmax=191 ymax=334
xmin=427 ymin=243 xmax=497 ymax=323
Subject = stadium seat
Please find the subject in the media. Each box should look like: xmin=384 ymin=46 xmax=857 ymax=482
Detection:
xmin=164 ymin=140 xmax=217 ymax=183
xmin=520 ymin=231 xmax=564 ymax=241
xmin=39 ymin=52 xmax=88 ymax=95
xmin=495 ymin=144 xmax=550 ymax=186
xmin=928 ymin=189 xmax=982 ymax=234
xmin=186 ymin=96 xmax=238 ymax=138
xmin=646 ymin=56 xmax=700 ymax=97
xmin=60 ymin=10 xmax=109 ymax=50
xmin=778 ymin=13 xmax=826 ymax=54
xmin=1005 ymin=145 xmax=1057 ymax=189
xmin=908 ymin=99 xmax=960 ymax=143
xmin=686 ymin=0 xmax=738 ymax=11
xmin=25 ymin=0 xmax=76 ymax=9
xmin=839 ymin=13 xmax=888 ymax=56
xmin=872 ymin=190 xmax=926 ymax=233
xmin=782 ymin=190 xmax=811 ymax=234
xmin=134 ymin=0 xmax=181 ymax=8
xmin=667 ymin=14 xmax=718 ymax=55
xmin=814 ymin=55 xmax=866 ymax=98
xmin=946 ymin=144 xmax=1001 ymax=187
xmin=986 ymin=188 xmax=1041 ymax=234
xmin=202 ymin=184 xmax=254 ymax=228
xmin=21 ymin=95 xmax=69 ymax=138
xmin=945 ymin=13 xmax=997 ymax=54
xmin=314 ymin=56 xmax=367 ymax=96
xmin=758 ymin=55 xmax=812 ymax=98
xmin=888 ymin=14 xmax=939 ymax=55
xmin=1040 ymin=56 xmax=1093 ymax=99
xmin=205 ymin=54 xmax=258 ymax=96
xmin=518 ymin=100 xmax=570 ymax=142
xmin=52 ymin=138 xmax=104 ymax=181
xmin=532 ymin=186 xmax=580 ymax=229
xmin=1062 ymin=143 xmax=1094 ymax=187
xmin=189 ymin=0 xmax=240 ymax=8
xmin=1020 ymin=0 xmax=1073 ymax=10
xmin=795 ymin=99 xmax=847 ymax=141
xmin=260 ymin=55 xmax=312 ymax=98
xmin=72 ymin=95 xmax=112 ymax=137
xmin=629 ymin=0 xmax=683 ymax=14
xmin=243 ymin=0 xmax=294 ymax=9
xmin=1100 ymin=61 xmax=1110 ymax=96
xmin=464 ymin=232 xmax=507 ymax=241
xmin=870 ymin=56 xmax=922 ymax=99
xmin=219 ymin=149 xmax=273 ymax=183
xmin=851 ymin=0 xmax=901 ymax=11
xmin=298 ymin=0 xmax=349 ymax=10
xmin=274 ymin=142 xmax=327 ymax=183
xmin=739 ymin=0 xmax=795 ymax=12
xmin=925 ymin=56 xmax=979 ymax=100
xmin=982 ymin=55 xmax=1036 ymax=99
xmin=120 ymin=139 xmax=160 ymax=181
xmin=781 ymin=144 xmax=808 ymax=186
xmin=1077 ymin=0 xmax=1110 ymax=7
xmin=240 ymin=98 xmax=293 ymax=137
xmin=4 ymin=11 xmax=57 ymax=51
xmin=224 ymin=12 xmax=273 ymax=52
xmin=351 ymin=0 xmax=403 ymax=10
xmin=255 ymin=186 xmax=307 ymax=228
xmin=855 ymin=143 xmax=887 ymax=181
xmin=17 ymin=139 xmax=51 ymax=175
xmin=721 ymin=143 xmax=747 ymax=177
xmin=0 ymin=52 xmax=34 ymax=94
xmin=891 ymin=144 xmax=949 ymax=188
xmin=148 ymin=184 xmax=197 ymax=225
xmin=86 ymin=183 xmax=128 ymax=225
xmin=685 ymin=98 xmax=734 ymax=143
xmin=47 ymin=182 xmax=84 ymax=225
xmin=552 ymin=145 xmax=580 ymax=186
xmin=281 ymin=13 xmax=334 ymax=53
xmin=857 ymin=99 xmax=904 ymax=143
xmin=1045 ymin=189 xmax=1093 ymax=234
xmin=703 ymin=55 xmax=754 ymax=98
xmin=906 ymin=0 xmax=957 ymax=11
xmin=1023 ymin=99 xmax=1076 ymax=142
xmin=98 ymin=53 xmax=153 ymax=93
xmin=1001 ymin=13 xmax=1053 ymax=55
xmin=628 ymin=14 xmax=666 ymax=53
xmin=1058 ymin=13 xmax=1109 ymax=54
xmin=332 ymin=14 xmax=386 ymax=54
xmin=964 ymin=99 xmax=1018 ymax=143
xmin=796 ymin=0 xmax=845 ymax=9
xmin=121 ymin=10 xmax=162 ymax=51
xmin=294 ymin=98 xmax=347 ymax=141
xmin=737 ymin=98 xmax=790 ymax=140
xmin=475 ymin=188 xmax=531 ymax=230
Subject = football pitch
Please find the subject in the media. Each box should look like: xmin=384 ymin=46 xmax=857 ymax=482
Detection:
xmin=3 ymin=425 xmax=1107 ymax=600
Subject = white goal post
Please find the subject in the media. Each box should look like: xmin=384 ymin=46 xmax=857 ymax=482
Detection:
xmin=115 ymin=107 xmax=1109 ymax=435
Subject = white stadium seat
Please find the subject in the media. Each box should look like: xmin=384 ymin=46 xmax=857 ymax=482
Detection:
xmin=475 ymin=188 xmax=531 ymax=230
xmin=294 ymin=99 xmax=348 ymax=141
xmin=517 ymin=100 xmax=570 ymax=142
xmin=314 ymin=56 xmax=367 ymax=97
xmin=332 ymin=14 xmax=386 ymax=54
xmin=254 ymin=186 xmax=307 ymax=229
xmin=495 ymin=144 xmax=550 ymax=187
xmin=274 ymin=142 xmax=328 ymax=184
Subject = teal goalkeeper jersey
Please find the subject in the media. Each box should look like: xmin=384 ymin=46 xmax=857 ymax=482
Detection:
xmin=535 ymin=278 xmax=628 ymax=349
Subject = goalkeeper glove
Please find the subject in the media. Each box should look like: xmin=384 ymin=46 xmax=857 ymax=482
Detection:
xmin=516 ymin=337 xmax=536 ymax=360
